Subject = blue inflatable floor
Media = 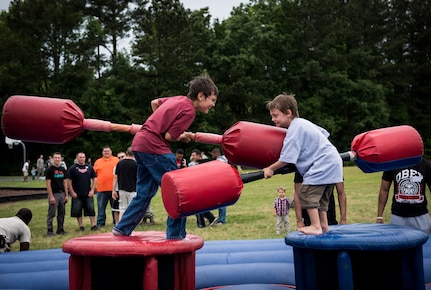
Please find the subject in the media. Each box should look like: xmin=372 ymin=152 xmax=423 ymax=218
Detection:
xmin=1 ymin=234 xmax=430 ymax=289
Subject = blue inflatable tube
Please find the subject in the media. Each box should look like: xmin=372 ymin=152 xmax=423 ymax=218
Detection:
xmin=0 ymin=233 xmax=430 ymax=289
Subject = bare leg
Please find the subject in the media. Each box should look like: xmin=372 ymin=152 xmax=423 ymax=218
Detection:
xmin=89 ymin=216 xmax=96 ymax=227
xmin=298 ymin=208 xmax=323 ymax=235
xmin=319 ymin=210 xmax=329 ymax=232
xmin=294 ymin=183 xmax=305 ymax=228
xmin=113 ymin=212 xmax=119 ymax=225
xmin=77 ymin=217 xmax=83 ymax=228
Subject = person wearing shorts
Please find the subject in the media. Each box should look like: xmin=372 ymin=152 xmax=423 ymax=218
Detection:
xmin=112 ymin=148 xmax=138 ymax=221
xmin=263 ymin=94 xmax=343 ymax=235
xmin=66 ymin=152 xmax=98 ymax=232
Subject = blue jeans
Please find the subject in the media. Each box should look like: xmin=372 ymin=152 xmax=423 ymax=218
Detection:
xmin=113 ymin=152 xmax=187 ymax=239
xmin=96 ymin=191 xmax=113 ymax=226
xmin=218 ymin=206 xmax=227 ymax=224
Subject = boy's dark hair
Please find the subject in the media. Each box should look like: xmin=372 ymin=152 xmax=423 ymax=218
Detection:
xmin=187 ymin=75 xmax=219 ymax=100
xmin=191 ymin=149 xmax=201 ymax=155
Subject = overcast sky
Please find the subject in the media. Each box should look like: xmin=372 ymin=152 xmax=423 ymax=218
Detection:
xmin=0 ymin=1 xmax=247 ymax=20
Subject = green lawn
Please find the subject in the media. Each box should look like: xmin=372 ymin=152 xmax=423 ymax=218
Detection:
xmin=0 ymin=166 xmax=414 ymax=251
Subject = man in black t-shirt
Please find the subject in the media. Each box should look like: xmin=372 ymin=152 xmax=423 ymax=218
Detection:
xmin=66 ymin=152 xmax=98 ymax=232
xmin=113 ymin=147 xmax=139 ymax=221
xmin=377 ymin=159 xmax=431 ymax=234
xmin=45 ymin=152 xmax=68 ymax=237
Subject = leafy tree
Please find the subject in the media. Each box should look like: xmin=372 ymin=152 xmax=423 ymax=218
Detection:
xmin=131 ymin=0 xmax=213 ymax=96
xmin=86 ymin=0 xmax=133 ymax=69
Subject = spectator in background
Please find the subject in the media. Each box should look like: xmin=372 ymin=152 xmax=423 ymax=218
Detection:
xmin=93 ymin=146 xmax=119 ymax=227
xmin=36 ymin=154 xmax=45 ymax=179
xmin=45 ymin=156 xmax=53 ymax=171
xmin=273 ymin=186 xmax=291 ymax=234
xmin=66 ymin=152 xmax=98 ymax=231
xmin=210 ymin=148 xmax=229 ymax=225
xmin=189 ymin=149 xmax=218 ymax=228
xmin=60 ymin=157 xmax=67 ymax=170
xmin=175 ymin=148 xmax=188 ymax=169
xmin=0 ymin=208 xmax=32 ymax=252
xmin=45 ymin=152 xmax=68 ymax=237
xmin=376 ymin=159 xmax=431 ymax=234
xmin=31 ymin=167 xmax=37 ymax=180
xmin=22 ymin=160 xmax=30 ymax=182
xmin=111 ymin=151 xmax=125 ymax=225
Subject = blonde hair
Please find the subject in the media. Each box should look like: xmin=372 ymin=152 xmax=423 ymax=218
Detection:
xmin=277 ymin=186 xmax=286 ymax=192
xmin=266 ymin=93 xmax=299 ymax=117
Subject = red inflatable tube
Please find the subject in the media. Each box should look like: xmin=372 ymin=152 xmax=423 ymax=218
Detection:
xmin=1 ymin=95 xmax=141 ymax=144
xmin=161 ymin=161 xmax=243 ymax=219
xmin=352 ymin=125 xmax=424 ymax=173
xmin=195 ymin=121 xmax=287 ymax=169
xmin=195 ymin=121 xmax=423 ymax=173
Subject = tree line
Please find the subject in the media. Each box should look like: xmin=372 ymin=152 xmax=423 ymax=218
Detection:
xmin=0 ymin=0 xmax=430 ymax=175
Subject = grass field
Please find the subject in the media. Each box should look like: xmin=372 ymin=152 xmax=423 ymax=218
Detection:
xmin=1 ymin=166 xmax=418 ymax=252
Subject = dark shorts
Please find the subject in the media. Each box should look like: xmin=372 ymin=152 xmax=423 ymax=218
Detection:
xmin=71 ymin=196 xmax=96 ymax=217
xmin=299 ymin=184 xmax=334 ymax=211
xmin=112 ymin=194 xmax=119 ymax=212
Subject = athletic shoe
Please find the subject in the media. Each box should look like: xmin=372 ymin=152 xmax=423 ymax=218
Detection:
xmin=112 ymin=229 xmax=125 ymax=236
xmin=79 ymin=227 xmax=85 ymax=231
xmin=209 ymin=218 xmax=218 ymax=227
xmin=56 ymin=230 xmax=67 ymax=235
xmin=91 ymin=225 xmax=99 ymax=231
xmin=47 ymin=232 xmax=55 ymax=237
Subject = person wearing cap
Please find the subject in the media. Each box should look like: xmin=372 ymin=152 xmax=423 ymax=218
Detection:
xmin=0 ymin=208 xmax=32 ymax=252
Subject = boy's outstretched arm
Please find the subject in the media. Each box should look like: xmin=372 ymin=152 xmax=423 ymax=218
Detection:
xmin=164 ymin=131 xmax=193 ymax=143
xmin=263 ymin=161 xmax=288 ymax=178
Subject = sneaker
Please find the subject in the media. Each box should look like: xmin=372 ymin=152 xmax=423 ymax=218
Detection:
xmin=47 ymin=232 xmax=55 ymax=237
xmin=91 ymin=225 xmax=99 ymax=231
xmin=56 ymin=230 xmax=67 ymax=235
xmin=112 ymin=229 xmax=125 ymax=236
xmin=209 ymin=218 xmax=218 ymax=227
xmin=217 ymin=222 xmax=225 ymax=225
xmin=79 ymin=226 xmax=85 ymax=231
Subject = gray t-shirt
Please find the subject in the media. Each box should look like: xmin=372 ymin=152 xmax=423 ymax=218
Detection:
xmin=279 ymin=117 xmax=343 ymax=185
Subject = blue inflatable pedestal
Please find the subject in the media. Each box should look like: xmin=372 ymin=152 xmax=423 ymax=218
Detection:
xmin=285 ymin=223 xmax=428 ymax=290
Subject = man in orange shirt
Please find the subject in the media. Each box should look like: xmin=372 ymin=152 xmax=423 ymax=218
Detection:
xmin=93 ymin=146 xmax=119 ymax=227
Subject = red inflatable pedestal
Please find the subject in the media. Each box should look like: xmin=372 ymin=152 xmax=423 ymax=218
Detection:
xmin=62 ymin=231 xmax=204 ymax=290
